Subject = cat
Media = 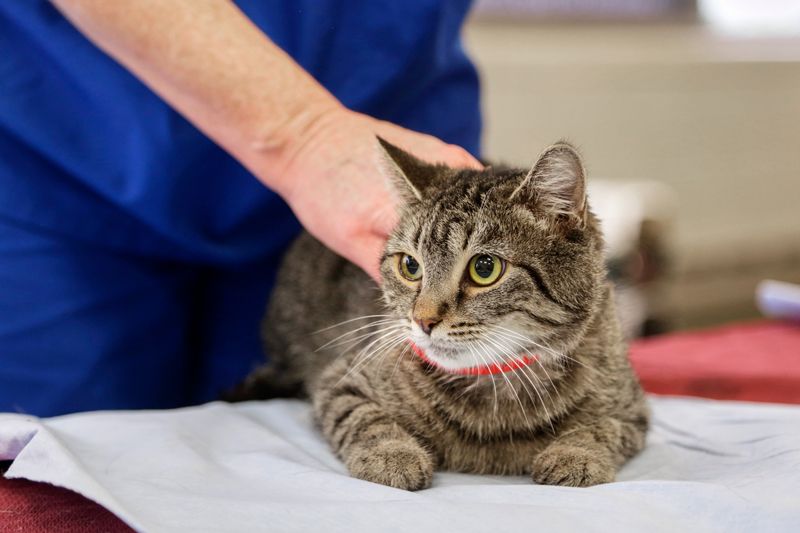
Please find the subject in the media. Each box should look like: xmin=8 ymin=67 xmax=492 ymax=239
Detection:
xmin=229 ymin=138 xmax=649 ymax=490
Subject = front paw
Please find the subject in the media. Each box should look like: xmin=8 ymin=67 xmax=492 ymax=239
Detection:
xmin=346 ymin=439 xmax=434 ymax=491
xmin=532 ymin=445 xmax=615 ymax=487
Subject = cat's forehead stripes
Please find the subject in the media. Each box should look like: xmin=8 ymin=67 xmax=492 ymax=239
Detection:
xmin=413 ymin=172 xmax=521 ymax=251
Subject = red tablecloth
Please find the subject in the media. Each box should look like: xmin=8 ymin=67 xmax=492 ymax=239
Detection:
xmin=629 ymin=320 xmax=800 ymax=404
xmin=0 ymin=474 xmax=134 ymax=532
xmin=2 ymin=320 xmax=799 ymax=532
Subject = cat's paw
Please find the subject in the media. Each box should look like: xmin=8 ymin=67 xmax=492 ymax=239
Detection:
xmin=532 ymin=445 xmax=615 ymax=487
xmin=346 ymin=439 xmax=434 ymax=491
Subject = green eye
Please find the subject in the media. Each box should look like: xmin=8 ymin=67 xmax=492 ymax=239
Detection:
xmin=468 ymin=254 xmax=504 ymax=286
xmin=398 ymin=254 xmax=423 ymax=281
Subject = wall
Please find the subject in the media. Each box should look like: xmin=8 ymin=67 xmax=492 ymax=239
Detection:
xmin=464 ymin=21 xmax=800 ymax=328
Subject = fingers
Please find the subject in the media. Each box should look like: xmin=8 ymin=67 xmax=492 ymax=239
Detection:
xmin=406 ymin=140 xmax=482 ymax=170
xmin=370 ymin=116 xmax=482 ymax=171
xmin=446 ymin=144 xmax=483 ymax=170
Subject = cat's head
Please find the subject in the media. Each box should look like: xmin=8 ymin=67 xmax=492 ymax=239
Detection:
xmin=377 ymin=138 xmax=606 ymax=375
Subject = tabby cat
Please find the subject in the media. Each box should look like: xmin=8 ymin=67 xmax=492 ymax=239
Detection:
xmin=231 ymin=139 xmax=649 ymax=490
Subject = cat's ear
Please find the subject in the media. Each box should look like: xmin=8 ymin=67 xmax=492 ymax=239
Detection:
xmin=376 ymin=136 xmax=442 ymax=204
xmin=512 ymin=141 xmax=588 ymax=225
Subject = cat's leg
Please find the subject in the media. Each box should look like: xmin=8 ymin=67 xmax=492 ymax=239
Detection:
xmin=531 ymin=412 xmax=648 ymax=487
xmin=312 ymin=367 xmax=435 ymax=491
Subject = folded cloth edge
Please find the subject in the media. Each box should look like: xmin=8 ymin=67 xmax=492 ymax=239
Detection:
xmin=2 ymin=416 xmax=143 ymax=531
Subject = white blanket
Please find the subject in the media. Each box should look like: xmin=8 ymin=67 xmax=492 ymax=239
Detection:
xmin=2 ymin=396 xmax=799 ymax=533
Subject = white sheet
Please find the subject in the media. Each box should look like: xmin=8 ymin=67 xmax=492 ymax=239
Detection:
xmin=2 ymin=396 xmax=799 ymax=533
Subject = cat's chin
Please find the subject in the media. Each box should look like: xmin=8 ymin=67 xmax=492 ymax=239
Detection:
xmin=407 ymin=339 xmax=538 ymax=376
xmin=407 ymin=337 xmax=461 ymax=364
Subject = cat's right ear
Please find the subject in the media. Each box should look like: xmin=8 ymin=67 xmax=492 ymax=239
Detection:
xmin=376 ymin=136 xmax=441 ymax=205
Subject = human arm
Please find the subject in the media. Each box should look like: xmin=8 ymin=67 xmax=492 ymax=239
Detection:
xmin=51 ymin=0 xmax=481 ymax=280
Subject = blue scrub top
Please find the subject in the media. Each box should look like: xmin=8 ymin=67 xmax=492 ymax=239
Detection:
xmin=0 ymin=1 xmax=481 ymax=415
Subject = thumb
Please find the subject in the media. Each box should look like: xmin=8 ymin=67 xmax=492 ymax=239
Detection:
xmin=352 ymin=233 xmax=388 ymax=284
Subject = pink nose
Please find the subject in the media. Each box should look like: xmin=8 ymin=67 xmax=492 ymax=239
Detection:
xmin=415 ymin=317 xmax=441 ymax=335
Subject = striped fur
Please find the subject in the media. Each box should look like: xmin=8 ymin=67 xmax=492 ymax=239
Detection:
xmin=233 ymin=141 xmax=649 ymax=490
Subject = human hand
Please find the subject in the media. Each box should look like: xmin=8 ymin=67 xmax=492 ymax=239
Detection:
xmin=271 ymin=108 xmax=482 ymax=282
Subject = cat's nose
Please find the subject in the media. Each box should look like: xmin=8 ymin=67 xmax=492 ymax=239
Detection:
xmin=415 ymin=317 xmax=441 ymax=336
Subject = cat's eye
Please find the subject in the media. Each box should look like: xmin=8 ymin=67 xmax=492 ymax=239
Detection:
xmin=398 ymin=254 xmax=423 ymax=281
xmin=468 ymin=254 xmax=505 ymax=286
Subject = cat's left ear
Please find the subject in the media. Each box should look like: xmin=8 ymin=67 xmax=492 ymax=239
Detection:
xmin=376 ymin=137 xmax=443 ymax=205
xmin=512 ymin=141 xmax=588 ymax=225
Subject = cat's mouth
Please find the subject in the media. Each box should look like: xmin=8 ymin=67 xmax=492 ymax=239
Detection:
xmin=407 ymin=340 xmax=538 ymax=376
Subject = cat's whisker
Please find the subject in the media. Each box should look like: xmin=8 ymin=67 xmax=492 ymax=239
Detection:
xmin=489 ymin=329 xmax=562 ymax=401
xmin=445 ymin=370 xmax=481 ymax=403
xmin=491 ymin=325 xmax=561 ymax=356
xmin=378 ymin=336 xmax=402 ymax=369
xmin=324 ymin=326 xmax=405 ymax=374
xmin=487 ymin=333 xmax=556 ymax=433
xmin=529 ymin=362 xmax=563 ymax=432
xmin=317 ymin=320 xmax=405 ymax=352
xmin=362 ymin=337 xmax=409 ymax=382
xmin=523 ymin=351 xmax=565 ymax=416
xmin=490 ymin=324 xmax=549 ymax=345
xmin=337 ymin=338 xmax=403 ymax=387
xmin=492 ymin=325 xmax=586 ymax=418
xmin=541 ymin=342 xmax=591 ymax=371
xmin=465 ymin=341 xmax=498 ymax=416
xmin=376 ymin=330 xmax=411 ymax=373
xmin=492 ymin=324 xmax=589 ymax=370
xmin=389 ymin=341 xmax=412 ymax=381
xmin=439 ymin=353 xmax=481 ymax=401
xmin=347 ymin=327 xmax=406 ymax=370
xmin=442 ymin=347 xmax=479 ymax=401
xmin=481 ymin=335 xmax=544 ymax=427
xmin=315 ymin=319 xmax=403 ymax=351
xmin=341 ymin=327 xmax=401 ymax=365
xmin=503 ymin=331 xmax=578 ymax=370
xmin=312 ymin=314 xmax=394 ymax=334
xmin=338 ymin=331 xmax=408 ymax=385
xmin=536 ymin=338 xmax=590 ymax=371
xmin=475 ymin=339 xmax=530 ymax=426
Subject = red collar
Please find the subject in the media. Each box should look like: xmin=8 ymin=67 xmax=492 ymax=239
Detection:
xmin=408 ymin=341 xmax=538 ymax=376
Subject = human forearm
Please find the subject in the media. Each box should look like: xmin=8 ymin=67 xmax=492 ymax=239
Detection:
xmin=51 ymin=0 xmax=340 ymax=194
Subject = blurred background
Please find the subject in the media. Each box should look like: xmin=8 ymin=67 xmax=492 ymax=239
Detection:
xmin=464 ymin=0 xmax=800 ymax=336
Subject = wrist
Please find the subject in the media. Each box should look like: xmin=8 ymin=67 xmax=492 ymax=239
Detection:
xmin=255 ymin=100 xmax=348 ymax=201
